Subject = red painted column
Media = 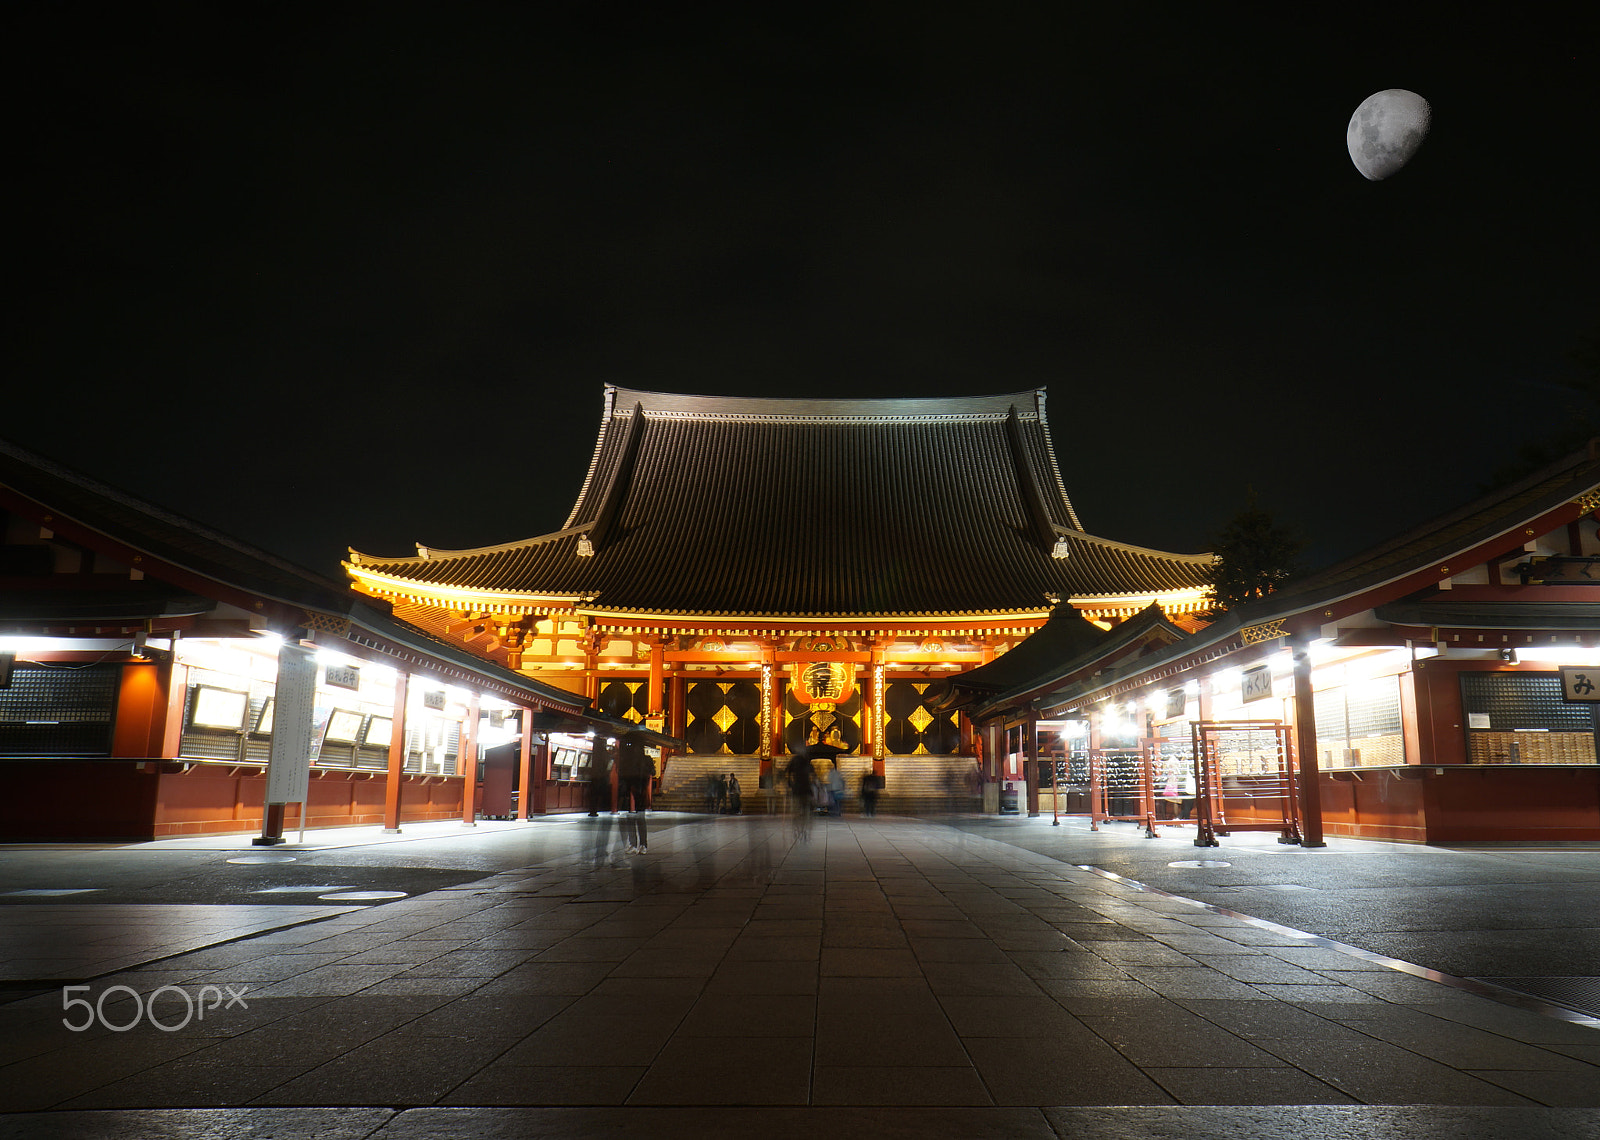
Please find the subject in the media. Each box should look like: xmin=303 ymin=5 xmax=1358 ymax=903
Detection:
xmin=160 ymin=659 xmax=189 ymax=760
xmin=670 ymin=675 xmax=687 ymax=743
xmin=872 ymin=656 xmax=886 ymax=784
xmin=1024 ymin=715 xmax=1041 ymax=817
xmin=1088 ymin=711 xmax=1103 ymax=830
xmin=460 ymin=693 xmax=481 ymax=826
xmin=516 ymin=708 xmax=534 ymax=820
xmin=759 ymin=656 xmax=777 ymax=786
xmin=531 ymin=735 xmax=550 ymax=815
xmin=1140 ymin=704 xmax=1157 ymax=828
xmin=766 ymin=648 xmax=784 ymax=764
xmin=649 ymin=642 xmax=666 ymax=718
xmin=1291 ymin=638 xmax=1327 ymax=848
xmin=383 ymin=671 xmax=409 ymax=832
xmin=984 ymin=722 xmax=1002 ymax=813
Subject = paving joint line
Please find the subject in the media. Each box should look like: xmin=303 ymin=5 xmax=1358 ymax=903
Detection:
xmin=1072 ymin=863 xmax=1600 ymax=1029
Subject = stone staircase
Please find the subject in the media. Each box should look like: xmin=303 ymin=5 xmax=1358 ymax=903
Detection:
xmin=653 ymin=754 xmax=982 ymax=816
xmin=654 ymin=756 xmax=762 ymax=812
xmin=878 ymin=756 xmax=983 ymax=815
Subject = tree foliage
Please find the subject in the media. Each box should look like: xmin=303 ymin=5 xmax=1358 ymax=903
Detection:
xmin=1201 ymin=495 xmax=1304 ymax=619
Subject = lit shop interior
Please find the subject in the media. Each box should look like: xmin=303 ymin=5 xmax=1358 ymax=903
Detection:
xmin=1004 ymin=639 xmax=1599 ymax=842
xmin=0 ymin=628 xmax=545 ymax=840
xmin=166 ymin=635 xmax=526 ymax=776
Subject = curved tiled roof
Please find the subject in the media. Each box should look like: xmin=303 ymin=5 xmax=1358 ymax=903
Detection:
xmin=349 ymin=387 xmax=1213 ymax=617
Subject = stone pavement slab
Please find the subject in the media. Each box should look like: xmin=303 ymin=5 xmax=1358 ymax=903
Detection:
xmin=1 ymin=813 xmax=1598 ymax=1132
xmin=13 ymin=1105 xmax=1598 ymax=1140
xmin=0 ymin=904 xmax=364 ymax=983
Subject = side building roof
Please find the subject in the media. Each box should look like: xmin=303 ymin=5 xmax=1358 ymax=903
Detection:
xmin=0 ymin=438 xmax=593 ymax=715
xmin=954 ymin=443 xmax=1600 ymax=718
xmin=348 ymin=387 xmax=1214 ymax=618
xmin=934 ymin=602 xmax=1191 ymax=722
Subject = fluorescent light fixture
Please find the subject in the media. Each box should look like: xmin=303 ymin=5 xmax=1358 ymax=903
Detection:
xmin=1514 ymin=646 xmax=1600 ymax=665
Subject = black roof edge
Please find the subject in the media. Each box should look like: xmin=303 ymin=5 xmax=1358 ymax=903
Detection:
xmin=0 ymin=436 xmax=594 ymax=716
xmin=970 ymin=603 xmax=1193 ymax=722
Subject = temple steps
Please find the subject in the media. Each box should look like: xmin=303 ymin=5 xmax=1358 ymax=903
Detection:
xmin=652 ymin=755 xmax=982 ymax=815
xmin=654 ymin=756 xmax=761 ymax=812
xmin=877 ymin=756 xmax=984 ymax=815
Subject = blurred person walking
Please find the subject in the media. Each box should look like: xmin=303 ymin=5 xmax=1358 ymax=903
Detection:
xmin=860 ymin=767 xmax=882 ymax=817
xmin=617 ymin=730 xmax=652 ymax=855
xmin=826 ymin=760 xmax=846 ymax=817
xmin=587 ymin=734 xmax=618 ymax=868
xmin=786 ymin=749 xmax=815 ymax=841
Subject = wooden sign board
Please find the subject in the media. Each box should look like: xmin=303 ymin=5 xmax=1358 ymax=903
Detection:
xmin=1560 ymin=665 xmax=1600 ymax=702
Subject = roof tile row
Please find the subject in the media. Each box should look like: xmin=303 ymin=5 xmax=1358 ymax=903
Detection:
xmin=351 ymin=388 xmax=1211 ymax=616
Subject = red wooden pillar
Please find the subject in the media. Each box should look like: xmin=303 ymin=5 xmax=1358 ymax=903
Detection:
xmin=982 ymin=721 xmax=1002 ymax=813
xmin=460 ymin=693 xmax=481 ymax=826
xmin=531 ymin=735 xmax=550 ymax=815
xmin=766 ymin=650 xmax=784 ymax=764
xmin=1290 ymin=638 xmax=1327 ymax=848
xmin=516 ymin=707 xmax=533 ymax=820
xmin=758 ymin=657 xmax=777 ymax=785
xmin=1024 ymin=715 xmax=1041 ymax=817
xmin=649 ymin=642 xmax=666 ymax=718
xmin=1400 ymin=654 xmax=1426 ymax=766
xmin=859 ymin=648 xmax=876 ymax=761
xmin=383 ymin=671 xmax=409 ymax=832
xmin=1088 ymin=710 xmax=1103 ymax=830
xmin=871 ymin=656 xmax=886 ymax=783
xmin=1139 ymin=702 xmax=1158 ymax=834
xmin=670 ymin=674 xmax=687 ymax=743
xmin=582 ymin=639 xmax=601 ymax=704
xmin=160 ymin=658 xmax=188 ymax=759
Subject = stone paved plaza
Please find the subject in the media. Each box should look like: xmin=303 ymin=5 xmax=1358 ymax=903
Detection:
xmin=1 ymin=812 xmax=1597 ymax=1138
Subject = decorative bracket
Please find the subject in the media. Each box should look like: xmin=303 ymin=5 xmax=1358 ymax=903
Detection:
xmin=1240 ymin=619 xmax=1288 ymax=646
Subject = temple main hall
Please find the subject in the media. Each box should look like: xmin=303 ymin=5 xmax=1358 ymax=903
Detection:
xmin=344 ymin=387 xmax=1213 ymax=800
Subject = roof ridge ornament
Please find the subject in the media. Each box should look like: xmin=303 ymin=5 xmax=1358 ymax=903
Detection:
xmin=577 ymin=534 xmax=594 ymax=558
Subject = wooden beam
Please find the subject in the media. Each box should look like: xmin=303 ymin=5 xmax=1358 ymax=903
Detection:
xmin=774 ymin=650 xmax=871 ymax=663
xmin=1333 ymin=627 xmax=1430 ymax=647
xmin=1421 ymin=584 xmax=1600 ymax=603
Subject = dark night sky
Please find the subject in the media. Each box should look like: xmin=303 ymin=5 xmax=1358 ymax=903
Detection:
xmin=7 ymin=4 xmax=1597 ymax=581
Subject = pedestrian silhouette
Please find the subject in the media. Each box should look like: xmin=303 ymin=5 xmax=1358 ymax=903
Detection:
xmin=860 ymin=768 xmax=882 ymax=816
xmin=786 ymin=750 xmax=815 ymax=841
xmin=587 ymin=734 xmax=618 ymax=868
xmin=616 ymin=730 xmax=652 ymax=855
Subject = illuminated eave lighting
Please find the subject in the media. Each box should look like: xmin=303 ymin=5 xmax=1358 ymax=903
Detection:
xmin=0 ymin=635 xmax=130 ymax=653
xmin=344 ymin=566 xmax=583 ymax=609
xmin=1069 ymin=587 xmax=1209 ymax=608
xmin=1504 ymin=646 xmax=1600 ymax=666
xmin=572 ymin=607 xmax=1056 ymax=626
